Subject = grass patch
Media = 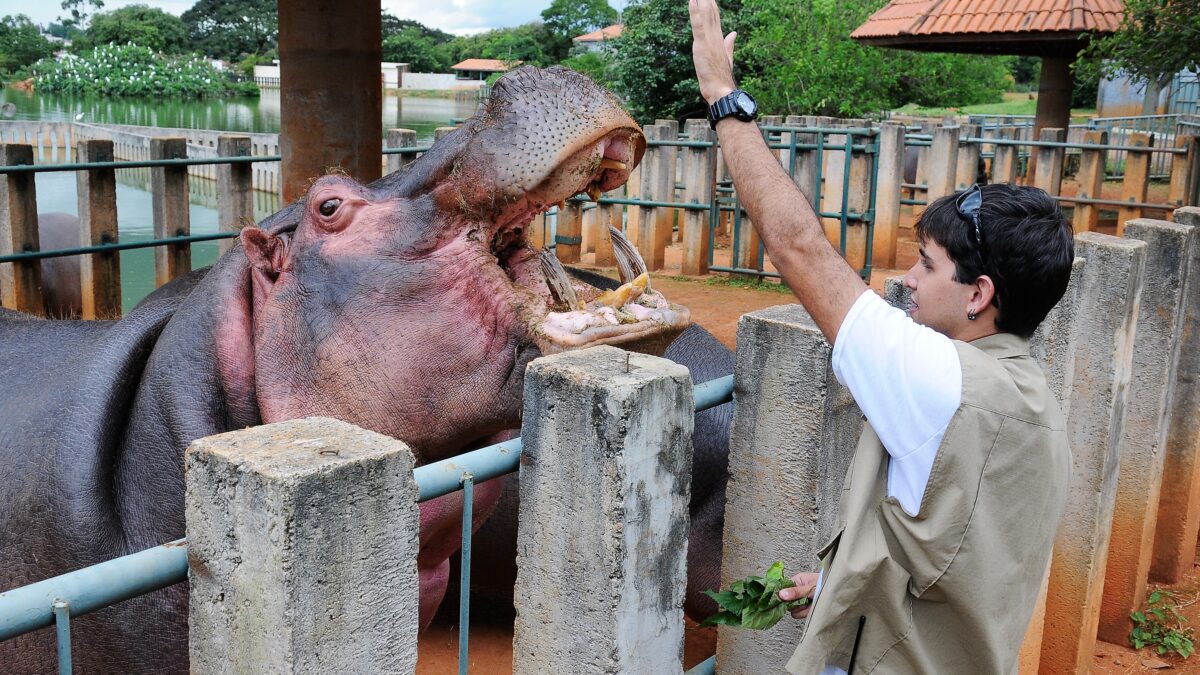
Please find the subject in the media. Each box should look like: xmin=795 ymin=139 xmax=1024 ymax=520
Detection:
xmin=893 ymin=93 xmax=1095 ymax=121
xmin=660 ymin=274 xmax=794 ymax=294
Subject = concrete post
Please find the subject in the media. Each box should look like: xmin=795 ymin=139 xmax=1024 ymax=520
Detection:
xmin=926 ymin=124 xmax=960 ymax=202
xmin=1117 ymin=132 xmax=1153 ymax=235
xmin=1033 ymin=128 xmax=1066 ymax=196
xmin=682 ymin=119 xmax=714 ymax=276
xmin=76 ymin=139 xmax=120 ymax=319
xmin=655 ymin=118 xmax=680 ymax=248
xmin=595 ymin=188 xmax=619 ymax=267
xmin=874 ymin=123 xmax=906 ymax=270
xmin=636 ymin=124 xmax=666 ymax=270
xmin=385 ymin=128 xmax=417 ymax=174
xmin=555 ymin=201 xmax=583 ymax=264
xmin=786 ymin=115 xmax=819 ymax=209
xmin=150 ymin=137 xmax=191 ymax=287
xmin=217 ymin=135 xmax=253 ymax=256
xmin=186 ymin=417 xmax=420 ymax=674
xmin=434 ymin=126 xmax=455 ymax=142
xmin=1167 ymin=135 xmax=1198 ymax=208
xmin=512 ymin=346 xmax=693 ymax=675
xmin=1041 ymin=233 xmax=1146 ymax=675
xmin=1152 ymin=207 xmax=1200 ymax=582
xmin=991 ymin=127 xmax=1019 ymax=184
xmin=529 ymin=212 xmax=548 ymax=250
xmin=716 ymin=305 xmax=861 ymax=673
xmin=279 ymin=0 xmax=381 ymax=202
xmin=1030 ymin=257 xmax=1087 ymax=407
xmin=0 ymin=143 xmax=43 ymax=314
xmin=1096 ymin=219 xmax=1196 ymax=645
xmin=1035 ymin=57 xmax=1074 ymax=139
xmin=954 ymin=124 xmax=981 ymax=191
xmin=1073 ymin=130 xmax=1108 ymax=234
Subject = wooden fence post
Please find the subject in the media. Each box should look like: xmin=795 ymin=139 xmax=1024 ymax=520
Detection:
xmin=151 ymin=137 xmax=191 ymax=287
xmin=385 ymin=128 xmax=417 ymax=174
xmin=1033 ymin=128 xmax=1066 ymax=197
xmin=76 ymin=139 xmax=120 ymax=319
xmin=0 ymin=143 xmax=43 ymax=314
xmin=1073 ymin=130 xmax=1108 ymax=234
xmin=217 ymin=135 xmax=253 ymax=255
xmin=1117 ymin=132 xmax=1153 ymax=235
xmin=874 ymin=122 xmax=905 ymax=270
xmin=682 ymin=119 xmax=714 ymax=276
xmin=1168 ymin=135 xmax=1198 ymax=208
xmin=991 ymin=127 xmax=1019 ymax=184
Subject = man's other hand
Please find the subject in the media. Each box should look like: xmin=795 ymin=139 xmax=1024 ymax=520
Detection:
xmin=688 ymin=0 xmax=737 ymax=105
xmin=779 ymin=571 xmax=819 ymax=618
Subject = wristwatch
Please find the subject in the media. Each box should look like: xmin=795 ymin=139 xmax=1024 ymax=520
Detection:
xmin=707 ymin=89 xmax=758 ymax=130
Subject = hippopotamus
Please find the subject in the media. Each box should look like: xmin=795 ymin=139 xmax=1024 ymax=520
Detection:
xmin=0 ymin=66 xmax=733 ymax=673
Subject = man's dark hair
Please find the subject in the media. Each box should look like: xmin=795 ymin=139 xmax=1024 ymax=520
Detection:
xmin=914 ymin=184 xmax=1074 ymax=338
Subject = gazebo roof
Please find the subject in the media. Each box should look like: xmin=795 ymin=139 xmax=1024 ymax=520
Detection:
xmin=851 ymin=0 xmax=1124 ymax=57
xmin=451 ymin=59 xmax=517 ymax=73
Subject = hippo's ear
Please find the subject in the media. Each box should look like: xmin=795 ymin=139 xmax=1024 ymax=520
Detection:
xmin=240 ymin=227 xmax=290 ymax=296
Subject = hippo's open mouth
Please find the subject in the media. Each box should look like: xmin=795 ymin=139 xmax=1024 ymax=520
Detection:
xmin=487 ymin=127 xmax=691 ymax=356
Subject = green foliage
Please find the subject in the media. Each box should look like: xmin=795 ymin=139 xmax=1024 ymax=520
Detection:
xmin=701 ymin=562 xmax=809 ymax=630
xmin=33 ymin=42 xmax=258 ymax=97
xmin=1130 ymin=588 xmax=1195 ymax=659
xmin=541 ymin=0 xmax=619 ymax=61
xmin=0 ymin=15 xmax=57 ymax=77
xmin=443 ymin=23 xmax=556 ymax=68
xmin=614 ymin=0 xmax=745 ymax=123
xmin=739 ymin=0 xmax=1011 ymax=118
xmin=1079 ymin=0 xmax=1200 ymax=88
xmin=58 ymin=0 xmax=105 ymax=31
xmin=383 ymin=27 xmax=451 ymax=73
xmin=181 ymin=0 xmax=276 ymax=62
xmin=560 ymin=51 xmax=614 ymax=88
xmin=74 ymin=5 xmax=190 ymax=55
xmin=381 ymin=13 xmax=454 ymax=45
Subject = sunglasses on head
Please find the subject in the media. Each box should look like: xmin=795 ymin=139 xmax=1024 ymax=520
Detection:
xmin=955 ymin=183 xmax=986 ymax=268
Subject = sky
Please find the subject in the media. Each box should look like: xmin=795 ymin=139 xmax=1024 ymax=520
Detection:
xmin=1 ymin=0 xmax=629 ymax=36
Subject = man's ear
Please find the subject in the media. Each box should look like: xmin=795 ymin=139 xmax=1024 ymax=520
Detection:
xmin=972 ymin=274 xmax=997 ymax=312
xmin=240 ymin=227 xmax=289 ymax=302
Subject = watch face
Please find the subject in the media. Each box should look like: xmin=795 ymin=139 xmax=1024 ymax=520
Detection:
xmin=735 ymin=91 xmax=757 ymax=117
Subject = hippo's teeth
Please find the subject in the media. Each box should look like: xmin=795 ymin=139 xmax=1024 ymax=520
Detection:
xmin=608 ymin=226 xmax=651 ymax=291
xmin=592 ymin=273 xmax=649 ymax=309
xmin=585 ymin=184 xmax=602 ymax=202
xmin=599 ymin=158 xmax=628 ymax=172
xmin=538 ymin=247 xmax=580 ymax=311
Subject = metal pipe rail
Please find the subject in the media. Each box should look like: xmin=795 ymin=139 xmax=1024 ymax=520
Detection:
xmin=964 ymin=137 xmax=1187 ymax=154
xmin=0 ymin=232 xmax=239 ymax=263
xmin=0 ymin=155 xmax=282 ymax=174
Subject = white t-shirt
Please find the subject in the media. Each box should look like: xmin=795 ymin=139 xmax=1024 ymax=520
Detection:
xmin=812 ymin=289 xmax=962 ymax=674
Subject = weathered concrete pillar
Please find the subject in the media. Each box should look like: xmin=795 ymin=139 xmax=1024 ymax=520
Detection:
xmin=186 ymin=417 xmax=420 ymax=673
xmin=279 ymin=0 xmax=381 ymax=202
xmin=385 ymin=128 xmax=417 ymax=174
xmin=1152 ymin=207 xmax=1200 ymax=582
xmin=785 ymin=115 xmax=819 ymax=208
xmin=954 ymin=124 xmax=981 ymax=191
xmin=992 ymin=127 xmax=1019 ymax=184
xmin=595 ymin=189 xmax=619 ymax=267
xmin=1073 ymin=130 xmax=1108 ymax=234
xmin=636 ymin=124 xmax=668 ymax=270
xmin=655 ymin=118 xmax=680 ymax=248
xmin=716 ymin=305 xmax=861 ymax=673
xmin=682 ymin=119 xmax=713 ymax=276
xmin=1117 ymin=132 xmax=1153 ymax=235
xmin=1033 ymin=128 xmax=1066 ymax=196
xmin=434 ymin=126 xmax=455 ymax=142
xmin=873 ymin=123 xmax=905 ymax=270
xmin=513 ymin=346 xmax=693 ymax=675
xmin=1041 ymin=233 xmax=1146 ymax=675
xmin=555 ymin=201 xmax=583 ymax=264
xmin=0 ymin=143 xmax=43 ymax=314
xmin=1035 ymin=57 xmax=1074 ymax=139
xmin=926 ymin=124 xmax=960 ymax=202
xmin=150 ymin=137 xmax=191 ymax=287
xmin=1097 ymin=219 xmax=1196 ymax=644
xmin=1168 ymin=135 xmax=1198 ymax=207
xmin=217 ymin=135 xmax=253 ymax=255
xmin=76 ymin=139 xmax=120 ymax=319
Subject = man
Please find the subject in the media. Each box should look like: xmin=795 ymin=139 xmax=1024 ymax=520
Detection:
xmin=687 ymin=1 xmax=1074 ymax=672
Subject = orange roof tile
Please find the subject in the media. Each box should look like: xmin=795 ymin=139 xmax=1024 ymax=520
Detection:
xmin=574 ymin=24 xmax=623 ymax=42
xmin=451 ymin=59 xmax=518 ymax=72
xmin=851 ymin=0 xmax=1124 ymax=40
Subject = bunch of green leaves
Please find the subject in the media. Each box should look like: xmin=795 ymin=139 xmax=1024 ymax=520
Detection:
xmin=701 ymin=561 xmax=809 ymax=630
xmin=33 ymin=42 xmax=257 ymax=98
xmin=1131 ymin=588 xmax=1195 ymax=659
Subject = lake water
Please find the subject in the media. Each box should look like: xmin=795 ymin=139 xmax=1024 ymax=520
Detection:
xmin=1 ymin=88 xmax=480 ymax=312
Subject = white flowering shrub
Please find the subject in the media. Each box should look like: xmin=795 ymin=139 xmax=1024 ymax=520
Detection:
xmin=33 ymin=43 xmax=258 ymax=97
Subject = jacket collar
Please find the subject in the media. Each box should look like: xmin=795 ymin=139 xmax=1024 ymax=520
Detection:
xmin=966 ymin=331 xmax=1030 ymax=359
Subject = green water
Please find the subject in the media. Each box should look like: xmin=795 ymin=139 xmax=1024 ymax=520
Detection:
xmin=2 ymin=88 xmax=480 ymax=313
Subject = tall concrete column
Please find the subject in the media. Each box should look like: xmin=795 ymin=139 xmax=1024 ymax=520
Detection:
xmin=717 ymin=305 xmax=862 ymax=674
xmin=1041 ymin=233 xmax=1146 ymax=675
xmin=1035 ymin=56 xmax=1074 ymax=139
xmin=513 ymin=346 xmax=693 ymax=675
xmin=279 ymin=0 xmax=382 ymax=202
xmin=186 ymin=417 xmax=420 ymax=673
xmin=1098 ymin=219 xmax=1196 ymax=644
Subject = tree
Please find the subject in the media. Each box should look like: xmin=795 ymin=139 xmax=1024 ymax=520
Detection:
xmin=381 ymin=12 xmax=453 ymax=44
xmin=0 ymin=15 xmax=57 ymax=76
xmin=561 ymin=50 xmax=614 ymax=88
xmin=1078 ymin=0 xmax=1200 ymax=113
xmin=75 ymin=5 xmax=190 ymax=54
xmin=541 ymin=0 xmax=619 ymax=61
xmin=181 ymin=0 xmax=277 ymax=62
xmin=443 ymin=23 xmax=557 ymax=68
xmin=59 ymin=0 xmax=104 ymax=31
xmin=383 ymin=27 xmax=450 ymax=72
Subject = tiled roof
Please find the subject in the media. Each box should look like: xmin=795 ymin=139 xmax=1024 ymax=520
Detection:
xmin=851 ymin=0 xmax=1124 ymax=40
xmin=574 ymin=24 xmax=623 ymax=42
xmin=451 ymin=59 xmax=517 ymax=72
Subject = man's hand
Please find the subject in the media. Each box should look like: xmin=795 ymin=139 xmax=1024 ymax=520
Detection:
xmin=779 ymin=572 xmax=819 ymax=618
xmin=688 ymin=0 xmax=737 ymax=105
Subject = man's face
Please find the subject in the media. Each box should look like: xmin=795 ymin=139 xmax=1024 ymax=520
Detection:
xmin=903 ymin=237 xmax=976 ymax=338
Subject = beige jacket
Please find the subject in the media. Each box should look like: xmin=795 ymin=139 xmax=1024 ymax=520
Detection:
xmin=787 ymin=333 xmax=1071 ymax=674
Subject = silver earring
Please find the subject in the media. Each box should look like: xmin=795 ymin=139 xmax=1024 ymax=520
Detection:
xmin=967 ymin=310 xmax=977 ymax=321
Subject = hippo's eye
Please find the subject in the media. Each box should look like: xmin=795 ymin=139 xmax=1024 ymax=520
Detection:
xmin=319 ymin=198 xmax=342 ymax=217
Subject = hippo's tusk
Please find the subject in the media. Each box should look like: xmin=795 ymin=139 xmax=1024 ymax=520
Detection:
xmin=608 ymin=226 xmax=651 ymax=292
xmin=538 ymin=248 xmax=581 ymax=311
xmin=592 ymin=273 xmax=649 ymax=309
xmin=586 ymin=184 xmax=602 ymax=202
xmin=599 ymin=158 xmax=627 ymax=172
